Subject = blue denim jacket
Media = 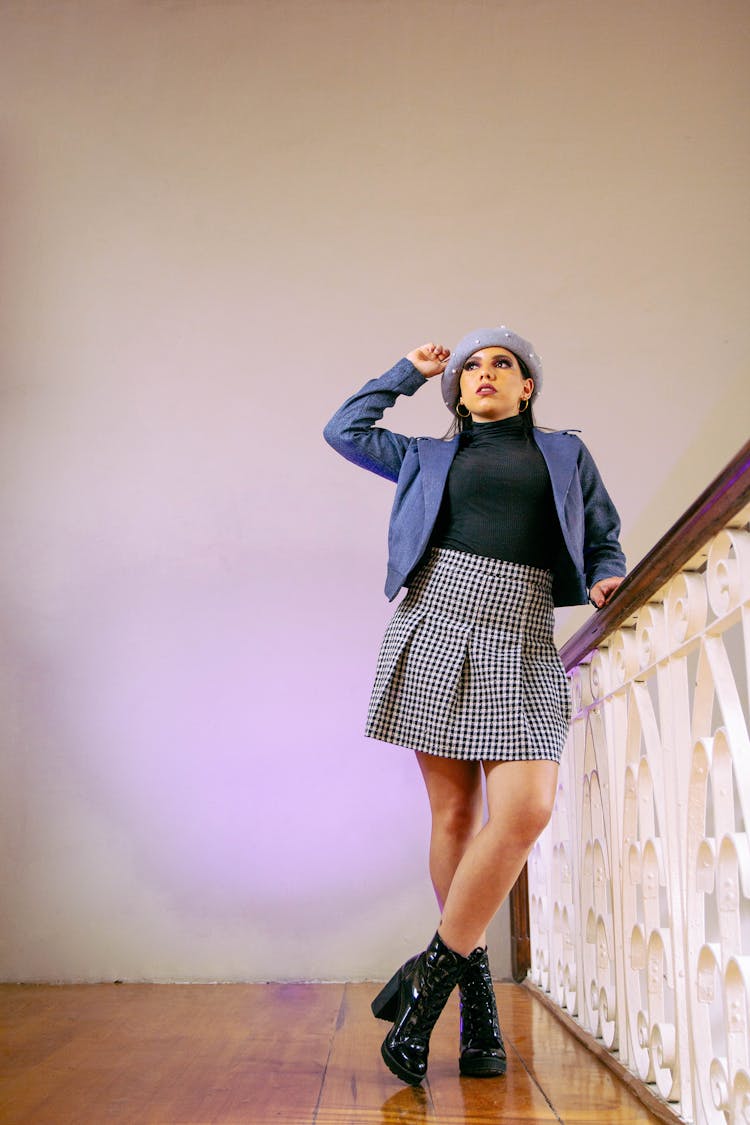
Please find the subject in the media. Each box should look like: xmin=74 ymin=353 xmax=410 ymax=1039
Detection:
xmin=323 ymin=358 xmax=626 ymax=606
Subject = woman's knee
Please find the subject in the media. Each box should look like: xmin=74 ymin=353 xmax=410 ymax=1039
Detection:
xmin=484 ymin=796 xmax=550 ymax=853
xmin=484 ymin=759 xmax=558 ymax=846
xmin=432 ymin=799 xmax=483 ymax=844
xmin=518 ymin=794 xmax=555 ymax=843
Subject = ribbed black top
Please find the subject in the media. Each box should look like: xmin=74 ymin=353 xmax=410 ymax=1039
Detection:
xmin=432 ymin=415 xmax=563 ymax=569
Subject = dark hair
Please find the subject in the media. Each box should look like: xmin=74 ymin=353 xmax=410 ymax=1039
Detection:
xmin=443 ymin=353 xmax=537 ymax=439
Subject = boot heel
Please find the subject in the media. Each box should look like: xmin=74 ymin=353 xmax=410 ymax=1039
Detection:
xmin=371 ymin=970 xmax=401 ymax=1022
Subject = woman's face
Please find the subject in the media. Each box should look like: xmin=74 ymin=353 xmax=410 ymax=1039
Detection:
xmin=458 ymin=347 xmax=534 ymax=423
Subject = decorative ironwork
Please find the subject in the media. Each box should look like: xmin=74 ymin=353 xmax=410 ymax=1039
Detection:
xmin=525 ymin=443 xmax=750 ymax=1124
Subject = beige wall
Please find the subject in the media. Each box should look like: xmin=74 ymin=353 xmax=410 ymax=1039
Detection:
xmin=1 ymin=0 xmax=748 ymax=981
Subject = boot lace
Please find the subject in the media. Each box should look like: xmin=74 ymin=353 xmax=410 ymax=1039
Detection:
xmin=459 ymin=955 xmax=501 ymax=1047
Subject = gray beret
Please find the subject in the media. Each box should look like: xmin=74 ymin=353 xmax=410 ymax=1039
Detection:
xmin=441 ymin=326 xmax=543 ymax=414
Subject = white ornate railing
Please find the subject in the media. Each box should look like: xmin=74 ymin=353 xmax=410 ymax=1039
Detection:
xmin=522 ymin=442 xmax=750 ymax=1124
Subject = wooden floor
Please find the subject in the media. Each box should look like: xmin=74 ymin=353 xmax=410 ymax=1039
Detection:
xmin=0 ymin=981 xmax=672 ymax=1124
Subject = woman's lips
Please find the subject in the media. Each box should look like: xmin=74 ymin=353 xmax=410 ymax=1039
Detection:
xmin=476 ymin=386 xmax=496 ymax=395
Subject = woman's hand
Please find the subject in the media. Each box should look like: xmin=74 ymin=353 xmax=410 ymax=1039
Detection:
xmin=406 ymin=343 xmax=451 ymax=378
xmin=590 ymin=576 xmax=625 ymax=608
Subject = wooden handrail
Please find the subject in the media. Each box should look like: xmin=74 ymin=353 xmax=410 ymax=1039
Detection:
xmin=509 ymin=438 xmax=750 ymax=982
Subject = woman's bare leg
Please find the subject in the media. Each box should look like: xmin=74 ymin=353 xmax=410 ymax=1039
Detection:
xmin=415 ymin=751 xmax=485 ymax=935
xmin=437 ymin=759 xmax=558 ymax=956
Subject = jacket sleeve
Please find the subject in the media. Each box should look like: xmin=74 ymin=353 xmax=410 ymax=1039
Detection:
xmin=322 ymin=358 xmax=427 ymax=483
xmin=578 ymin=442 xmax=627 ymax=591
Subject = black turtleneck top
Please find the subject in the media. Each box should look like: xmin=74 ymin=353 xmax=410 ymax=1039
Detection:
xmin=431 ymin=415 xmax=563 ymax=570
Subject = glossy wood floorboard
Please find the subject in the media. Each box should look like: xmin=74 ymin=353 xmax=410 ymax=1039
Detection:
xmin=0 ymin=982 xmax=670 ymax=1124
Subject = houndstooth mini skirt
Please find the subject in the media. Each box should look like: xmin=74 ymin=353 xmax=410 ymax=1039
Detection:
xmin=366 ymin=547 xmax=571 ymax=762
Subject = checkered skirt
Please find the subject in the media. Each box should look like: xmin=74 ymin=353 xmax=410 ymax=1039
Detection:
xmin=366 ymin=548 xmax=571 ymax=761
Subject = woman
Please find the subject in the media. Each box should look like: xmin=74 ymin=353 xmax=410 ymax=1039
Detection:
xmin=323 ymin=325 xmax=626 ymax=1087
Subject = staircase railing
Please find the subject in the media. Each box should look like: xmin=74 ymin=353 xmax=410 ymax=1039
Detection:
xmin=511 ymin=439 xmax=750 ymax=1124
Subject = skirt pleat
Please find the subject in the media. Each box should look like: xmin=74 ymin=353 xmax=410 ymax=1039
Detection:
xmin=365 ymin=548 xmax=571 ymax=762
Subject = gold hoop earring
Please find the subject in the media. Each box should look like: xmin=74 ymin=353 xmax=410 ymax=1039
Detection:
xmin=518 ymin=398 xmax=529 ymax=413
xmin=456 ymin=401 xmax=471 ymax=418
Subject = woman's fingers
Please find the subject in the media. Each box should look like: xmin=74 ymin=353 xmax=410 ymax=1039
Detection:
xmin=406 ymin=342 xmax=452 ymax=378
xmin=429 ymin=343 xmax=450 ymax=362
xmin=590 ymin=576 xmax=625 ymax=607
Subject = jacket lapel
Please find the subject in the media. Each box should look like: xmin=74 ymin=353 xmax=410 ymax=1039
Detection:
xmin=417 ymin=437 xmax=460 ymax=519
xmin=533 ymin=430 xmax=578 ymax=510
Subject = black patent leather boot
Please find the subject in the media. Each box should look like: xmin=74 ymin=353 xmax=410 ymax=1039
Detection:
xmin=371 ymin=931 xmax=484 ymax=1086
xmin=458 ymin=949 xmax=507 ymax=1077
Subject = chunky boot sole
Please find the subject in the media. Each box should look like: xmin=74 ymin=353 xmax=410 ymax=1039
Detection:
xmin=381 ymin=1038 xmax=425 ymax=1086
xmin=459 ymin=1052 xmax=507 ymax=1078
